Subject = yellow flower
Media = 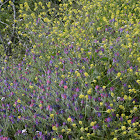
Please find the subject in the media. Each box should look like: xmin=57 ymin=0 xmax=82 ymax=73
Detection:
xmin=85 ymin=95 xmax=88 ymax=100
xmin=81 ymin=48 xmax=84 ymax=52
xmin=106 ymin=109 xmax=111 ymax=113
xmin=128 ymin=96 xmax=132 ymax=100
xmin=82 ymin=66 xmax=85 ymax=69
xmin=79 ymin=94 xmax=84 ymax=99
xmin=90 ymin=121 xmax=96 ymax=126
xmin=18 ymin=116 xmax=21 ymax=119
xmin=97 ymin=76 xmax=101 ymax=80
xmin=72 ymin=124 xmax=76 ymax=127
xmin=124 ymin=95 xmax=127 ymax=100
xmin=84 ymin=72 xmax=89 ymax=77
xmin=117 ymin=72 xmax=121 ymax=77
xmin=79 ymin=121 xmax=82 ymax=125
xmin=121 ymin=126 xmax=126 ymax=130
xmin=122 ymin=131 xmax=127 ymax=135
xmin=137 ymin=57 xmax=140 ymax=62
xmin=38 ymin=2 xmax=42 ymax=5
xmin=88 ymin=52 xmax=92 ymax=55
xmin=136 ymin=80 xmax=140 ymax=85
xmin=10 ymin=83 xmax=13 ymax=86
xmin=119 ymin=105 xmax=124 ymax=110
xmin=80 ymin=127 xmax=84 ymax=132
xmin=39 ymin=56 xmax=42 ymax=59
xmin=87 ymin=88 xmax=92 ymax=94
xmin=77 ymin=72 xmax=81 ymax=77
xmin=61 ymin=129 xmax=65 ymax=132
xmin=85 ymin=127 xmax=88 ymax=131
xmin=52 ymin=126 xmax=57 ymax=131
xmin=47 ymin=2 xmax=51 ymax=8
xmin=44 ymin=17 xmax=50 ymax=22
xmin=67 ymin=129 xmax=71 ymax=133
xmin=67 ymin=117 xmax=72 ymax=122
xmin=125 ymin=116 xmax=129 ymax=119
xmin=111 ymin=132 xmax=114 ymax=135
xmin=39 ymin=104 xmax=42 ymax=108
xmin=121 ymin=114 xmax=125 ymax=117
xmin=133 ymin=107 xmax=137 ymax=111
xmin=29 ymin=85 xmax=33 ymax=89
xmin=100 ymin=102 xmax=103 ymax=106
xmin=90 ymin=64 xmax=94 ymax=68
xmin=111 ymin=92 xmax=114 ymax=97
xmin=35 ymin=77 xmax=38 ymax=80
xmin=87 ymin=133 xmax=90 ymax=137
xmin=50 ymin=114 xmax=54 ymax=118
xmin=61 ymin=75 xmax=65 ymax=78
xmin=17 ymin=99 xmax=21 ymax=103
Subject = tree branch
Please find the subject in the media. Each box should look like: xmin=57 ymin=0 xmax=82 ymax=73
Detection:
xmin=0 ymin=0 xmax=9 ymax=9
xmin=0 ymin=20 xmax=9 ymax=26
xmin=11 ymin=0 xmax=16 ymax=35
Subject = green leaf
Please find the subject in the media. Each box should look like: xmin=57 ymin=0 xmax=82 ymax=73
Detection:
xmin=101 ymin=57 xmax=108 ymax=61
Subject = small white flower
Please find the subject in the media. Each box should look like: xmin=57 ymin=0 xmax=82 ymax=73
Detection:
xmin=22 ymin=129 xmax=27 ymax=133
xmin=8 ymin=41 xmax=11 ymax=45
xmin=1 ymin=97 xmax=5 ymax=101
xmin=117 ymin=97 xmax=120 ymax=101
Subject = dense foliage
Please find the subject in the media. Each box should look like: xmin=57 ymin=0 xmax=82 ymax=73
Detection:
xmin=0 ymin=0 xmax=140 ymax=140
xmin=0 ymin=0 xmax=60 ymax=58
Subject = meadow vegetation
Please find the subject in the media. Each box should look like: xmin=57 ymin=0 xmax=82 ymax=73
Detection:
xmin=0 ymin=0 xmax=140 ymax=139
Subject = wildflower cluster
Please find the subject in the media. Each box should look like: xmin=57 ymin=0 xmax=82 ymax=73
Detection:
xmin=0 ymin=0 xmax=140 ymax=139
